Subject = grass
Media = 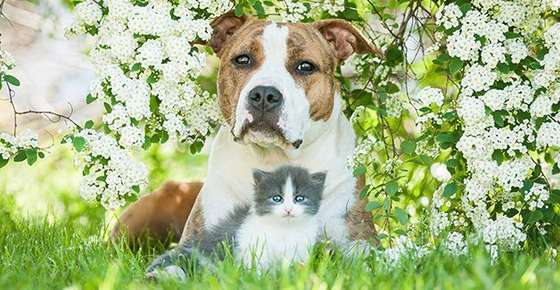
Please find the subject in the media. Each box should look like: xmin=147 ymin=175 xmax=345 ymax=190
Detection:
xmin=1 ymin=192 xmax=560 ymax=290
xmin=1 ymin=146 xmax=560 ymax=289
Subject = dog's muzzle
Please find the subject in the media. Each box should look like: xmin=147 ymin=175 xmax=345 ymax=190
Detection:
xmin=234 ymin=85 xmax=303 ymax=149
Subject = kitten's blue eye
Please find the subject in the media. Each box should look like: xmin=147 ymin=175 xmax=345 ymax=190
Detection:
xmin=271 ymin=195 xmax=283 ymax=203
xmin=294 ymin=195 xmax=305 ymax=203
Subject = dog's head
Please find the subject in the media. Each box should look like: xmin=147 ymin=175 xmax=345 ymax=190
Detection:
xmin=208 ymin=13 xmax=380 ymax=150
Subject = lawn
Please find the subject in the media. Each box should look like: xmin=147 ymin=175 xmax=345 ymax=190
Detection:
xmin=1 ymin=201 xmax=559 ymax=290
xmin=1 ymin=146 xmax=559 ymax=290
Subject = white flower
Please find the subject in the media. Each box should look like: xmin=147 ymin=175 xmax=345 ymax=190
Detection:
xmin=280 ymin=0 xmax=308 ymax=22
xmin=430 ymin=163 xmax=452 ymax=182
xmin=524 ymin=183 xmax=549 ymax=211
xmin=457 ymin=96 xmax=486 ymax=125
xmin=119 ymin=126 xmax=145 ymax=148
xmin=436 ymin=3 xmax=463 ymax=29
xmin=544 ymin=23 xmax=560 ymax=50
xmin=505 ymin=39 xmax=528 ymax=64
xmin=481 ymin=89 xmax=505 ymax=111
xmin=447 ymin=31 xmax=481 ymax=62
xmin=481 ymin=43 xmax=506 ymax=68
xmin=137 ymin=39 xmax=165 ymax=67
xmin=413 ymin=87 xmax=444 ymax=108
xmin=530 ymin=95 xmax=553 ymax=118
xmin=536 ymin=122 xmax=560 ymax=148
xmin=323 ymin=0 xmax=345 ymax=16
xmin=446 ymin=232 xmax=467 ymax=256
xmin=108 ymin=32 xmax=137 ymax=62
xmin=75 ymin=0 xmax=103 ymax=26
xmin=461 ymin=64 xmax=496 ymax=95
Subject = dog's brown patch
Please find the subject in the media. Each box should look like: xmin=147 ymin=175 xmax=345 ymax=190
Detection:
xmin=217 ymin=19 xmax=269 ymax=124
xmin=111 ymin=181 xmax=202 ymax=246
xmin=346 ymin=175 xmax=378 ymax=243
xmin=178 ymin=195 xmax=206 ymax=243
xmin=286 ymin=23 xmax=338 ymax=121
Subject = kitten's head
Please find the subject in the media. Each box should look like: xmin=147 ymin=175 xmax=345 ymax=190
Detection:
xmin=252 ymin=166 xmax=326 ymax=221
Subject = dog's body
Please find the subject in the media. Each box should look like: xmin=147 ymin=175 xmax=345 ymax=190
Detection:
xmin=113 ymin=14 xmax=379 ymax=251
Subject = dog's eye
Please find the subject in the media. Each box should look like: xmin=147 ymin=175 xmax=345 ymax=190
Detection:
xmin=233 ymin=54 xmax=252 ymax=67
xmin=294 ymin=195 xmax=305 ymax=203
xmin=271 ymin=195 xmax=283 ymax=203
xmin=295 ymin=61 xmax=317 ymax=75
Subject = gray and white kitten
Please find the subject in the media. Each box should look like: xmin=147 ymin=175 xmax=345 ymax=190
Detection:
xmin=145 ymin=165 xmax=326 ymax=279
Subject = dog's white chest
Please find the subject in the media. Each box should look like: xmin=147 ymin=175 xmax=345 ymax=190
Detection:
xmin=199 ymin=106 xmax=357 ymax=245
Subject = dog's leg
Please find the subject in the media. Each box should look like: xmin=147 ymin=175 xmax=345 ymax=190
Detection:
xmin=112 ymin=181 xmax=202 ymax=247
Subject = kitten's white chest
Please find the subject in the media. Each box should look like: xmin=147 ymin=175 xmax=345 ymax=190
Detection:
xmin=235 ymin=215 xmax=319 ymax=269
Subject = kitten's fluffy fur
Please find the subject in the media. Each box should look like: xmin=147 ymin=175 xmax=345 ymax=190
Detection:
xmin=146 ymin=166 xmax=326 ymax=278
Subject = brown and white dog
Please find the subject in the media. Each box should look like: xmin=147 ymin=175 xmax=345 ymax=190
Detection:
xmin=113 ymin=13 xmax=381 ymax=250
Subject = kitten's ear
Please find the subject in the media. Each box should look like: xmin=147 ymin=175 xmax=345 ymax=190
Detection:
xmin=310 ymin=171 xmax=327 ymax=187
xmin=253 ymin=169 xmax=271 ymax=185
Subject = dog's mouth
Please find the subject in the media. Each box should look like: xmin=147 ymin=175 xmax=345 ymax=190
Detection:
xmin=232 ymin=119 xmax=303 ymax=150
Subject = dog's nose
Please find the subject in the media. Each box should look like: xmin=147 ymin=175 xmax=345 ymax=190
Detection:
xmin=248 ymin=86 xmax=283 ymax=111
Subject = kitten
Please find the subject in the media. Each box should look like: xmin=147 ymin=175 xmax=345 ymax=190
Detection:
xmin=145 ymin=165 xmax=326 ymax=279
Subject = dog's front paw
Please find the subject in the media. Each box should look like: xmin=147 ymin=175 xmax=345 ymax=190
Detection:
xmin=145 ymin=265 xmax=187 ymax=281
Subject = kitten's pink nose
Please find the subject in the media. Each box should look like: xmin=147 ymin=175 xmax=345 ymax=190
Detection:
xmin=284 ymin=208 xmax=293 ymax=215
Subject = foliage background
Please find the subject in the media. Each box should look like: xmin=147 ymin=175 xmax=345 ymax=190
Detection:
xmin=1 ymin=2 xmax=560 ymax=288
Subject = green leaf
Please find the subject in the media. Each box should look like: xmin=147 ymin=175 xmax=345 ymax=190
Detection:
xmin=448 ymin=57 xmax=464 ymax=75
xmin=189 ymin=140 xmax=204 ymax=154
xmin=365 ymin=201 xmax=382 ymax=212
xmin=401 ymin=140 xmax=416 ymax=155
xmin=385 ymin=82 xmax=400 ymax=94
xmin=385 ymin=180 xmax=399 ymax=196
xmin=13 ymin=151 xmax=26 ymax=162
xmin=234 ymin=3 xmax=245 ymax=17
xmin=0 ymin=156 xmax=8 ymax=168
xmin=552 ymin=163 xmax=560 ymax=175
xmin=103 ymin=102 xmax=112 ymax=113
xmin=443 ymin=182 xmax=457 ymax=197
xmin=385 ymin=46 xmax=403 ymax=66
xmin=72 ymin=136 xmax=87 ymax=152
xmin=86 ymin=93 xmax=97 ymax=104
xmin=26 ymin=149 xmax=38 ymax=166
xmin=84 ymin=120 xmax=94 ymax=129
xmin=4 ymin=75 xmax=20 ymax=86
xmin=131 ymin=63 xmax=142 ymax=71
xmin=394 ymin=207 xmax=409 ymax=225
xmin=527 ymin=210 xmax=543 ymax=224
xmin=359 ymin=185 xmax=370 ymax=199
xmin=147 ymin=73 xmax=158 ymax=84
xmin=132 ymin=185 xmax=140 ymax=193
xmin=433 ymin=53 xmax=451 ymax=65
xmin=38 ymin=151 xmax=45 ymax=159
xmin=353 ymin=165 xmax=367 ymax=177
xmin=251 ymin=0 xmax=266 ymax=18
xmin=436 ymin=133 xmax=458 ymax=149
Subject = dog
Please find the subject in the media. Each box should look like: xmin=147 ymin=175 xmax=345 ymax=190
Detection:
xmin=112 ymin=12 xmax=382 ymax=249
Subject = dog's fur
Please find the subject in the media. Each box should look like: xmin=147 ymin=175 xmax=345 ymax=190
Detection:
xmin=112 ymin=13 xmax=380 ymax=248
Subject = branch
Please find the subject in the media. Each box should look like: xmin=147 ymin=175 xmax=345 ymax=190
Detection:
xmin=3 ymin=80 xmax=82 ymax=137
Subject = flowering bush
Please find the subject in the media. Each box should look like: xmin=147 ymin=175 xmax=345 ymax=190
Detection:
xmin=2 ymin=0 xmax=560 ymax=260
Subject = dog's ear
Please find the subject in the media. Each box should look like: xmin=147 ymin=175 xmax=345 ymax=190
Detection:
xmin=209 ymin=11 xmax=250 ymax=56
xmin=313 ymin=19 xmax=383 ymax=61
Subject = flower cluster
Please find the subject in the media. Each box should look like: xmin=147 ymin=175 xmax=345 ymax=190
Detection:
xmin=277 ymin=0 xmax=346 ymax=22
xmin=427 ymin=0 xmax=560 ymax=258
xmin=0 ymin=130 xmax=39 ymax=161
xmin=0 ymin=45 xmax=15 ymax=76
xmin=71 ymin=129 xmax=148 ymax=209
xmin=65 ymin=0 xmax=233 ymax=208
